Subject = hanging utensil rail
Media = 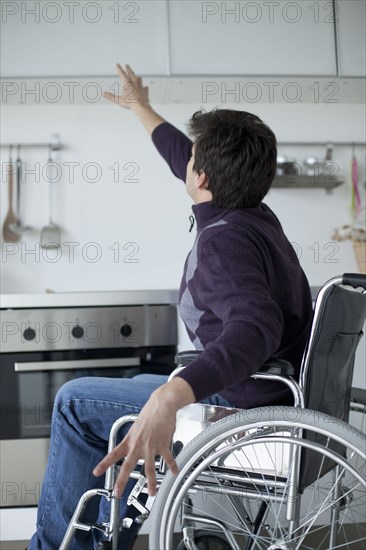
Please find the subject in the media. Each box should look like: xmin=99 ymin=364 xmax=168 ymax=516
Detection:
xmin=0 ymin=142 xmax=63 ymax=151
xmin=1 ymin=134 xmax=63 ymax=151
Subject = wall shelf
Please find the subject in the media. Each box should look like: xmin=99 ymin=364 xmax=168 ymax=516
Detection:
xmin=272 ymin=175 xmax=344 ymax=191
xmin=277 ymin=142 xmax=366 ymax=147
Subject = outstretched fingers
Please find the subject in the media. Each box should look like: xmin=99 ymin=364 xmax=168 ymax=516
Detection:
xmin=93 ymin=442 xmax=127 ymax=477
xmin=117 ymin=63 xmax=129 ymax=82
xmin=113 ymin=447 xmax=178 ymax=498
xmin=144 ymin=455 xmax=159 ymax=496
xmin=103 ymin=91 xmax=117 ymax=102
xmin=125 ymin=64 xmax=137 ymax=81
xmin=161 ymin=449 xmax=179 ymax=476
xmin=113 ymin=452 xmax=140 ymax=498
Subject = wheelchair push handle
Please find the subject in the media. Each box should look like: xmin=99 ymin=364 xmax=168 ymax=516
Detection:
xmin=342 ymin=273 xmax=366 ymax=289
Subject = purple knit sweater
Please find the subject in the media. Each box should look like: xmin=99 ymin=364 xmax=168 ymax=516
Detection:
xmin=152 ymin=122 xmax=313 ymax=408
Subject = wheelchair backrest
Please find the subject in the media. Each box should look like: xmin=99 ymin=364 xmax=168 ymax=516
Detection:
xmin=299 ymin=273 xmax=366 ymax=490
xmin=301 ymin=274 xmax=366 ymax=420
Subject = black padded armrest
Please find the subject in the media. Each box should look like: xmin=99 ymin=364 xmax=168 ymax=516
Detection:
xmin=175 ymin=350 xmax=201 ymax=366
xmin=175 ymin=351 xmax=295 ymax=376
xmin=350 ymin=387 xmax=366 ymax=406
xmin=258 ymin=359 xmax=295 ymax=376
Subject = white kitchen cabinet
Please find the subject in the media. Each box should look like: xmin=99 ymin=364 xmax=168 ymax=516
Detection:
xmin=0 ymin=0 xmax=169 ymax=77
xmin=3 ymin=0 xmax=362 ymax=79
xmin=168 ymin=0 xmax=337 ymax=76
xmin=336 ymin=0 xmax=366 ymax=77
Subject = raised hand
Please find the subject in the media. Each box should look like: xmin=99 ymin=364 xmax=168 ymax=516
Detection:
xmin=103 ymin=64 xmax=150 ymax=110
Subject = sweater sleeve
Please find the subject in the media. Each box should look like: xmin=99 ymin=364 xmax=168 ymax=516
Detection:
xmin=151 ymin=122 xmax=193 ymax=182
xmin=176 ymin=229 xmax=285 ymax=403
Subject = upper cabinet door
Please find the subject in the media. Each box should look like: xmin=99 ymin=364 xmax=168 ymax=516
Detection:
xmin=168 ymin=0 xmax=337 ymax=76
xmin=0 ymin=1 xmax=169 ymax=77
xmin=337 ymin=0 xmax=366 ymax=77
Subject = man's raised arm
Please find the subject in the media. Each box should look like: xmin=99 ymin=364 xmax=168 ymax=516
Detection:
xmin=104 ymin=64 xmax=193 ymax=181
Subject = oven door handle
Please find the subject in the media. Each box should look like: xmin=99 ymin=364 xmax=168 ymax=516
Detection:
xmin=14 ymin=357 xmax=141 ymax=372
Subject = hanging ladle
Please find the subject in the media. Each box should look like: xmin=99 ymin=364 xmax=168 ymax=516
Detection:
xmin=9 ymin=144 xmax=32 ymax=234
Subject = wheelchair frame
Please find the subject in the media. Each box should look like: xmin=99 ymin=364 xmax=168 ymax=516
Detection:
xmin=60 ymin=273 xmax=366 ymax=549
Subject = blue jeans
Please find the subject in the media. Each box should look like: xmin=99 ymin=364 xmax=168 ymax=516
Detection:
xmin=28 ymin=374 xmax=236 ymax=550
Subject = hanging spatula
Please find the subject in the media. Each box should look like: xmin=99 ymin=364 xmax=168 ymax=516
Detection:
xmin=2 ymin=146 xmax=20 ymax=243
xmin=40 ymin=147 xmax=61 ymax=249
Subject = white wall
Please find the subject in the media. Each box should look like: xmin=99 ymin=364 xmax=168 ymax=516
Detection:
xmin=0 ymin=103 xmax=193 ymax=294
xmin=1 ymin=101 xmax=365 ymax=294
xmin=1 ymin=100 xmax=365 ymax=383
xmin=1 ymin=100 xmax=365 ymax=366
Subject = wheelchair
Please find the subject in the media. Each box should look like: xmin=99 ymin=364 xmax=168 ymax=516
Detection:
xmin=60 ymin=273 xmax=366 ymax=550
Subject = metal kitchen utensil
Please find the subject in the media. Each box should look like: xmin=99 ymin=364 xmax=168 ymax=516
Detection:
xmin=276 ymin=155 xmax=287 ymax=176
xmin=2 ymin=146 xmax=20 ymax=243
xmin=9 ymin=144 xmax=31 ymax=234
xmin=15 ymin=144 xmax=21 ymax=228
xmin=40 ymin=148 xmax=60 ymax=249
xmin=277 ymin=156 xmax=298 ymax=177
xmin=304 ymin=157 xmax=319 ymax=175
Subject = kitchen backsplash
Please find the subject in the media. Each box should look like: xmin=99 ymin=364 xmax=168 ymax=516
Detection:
xmin=1 ymin=101 xmax=365 ymax=293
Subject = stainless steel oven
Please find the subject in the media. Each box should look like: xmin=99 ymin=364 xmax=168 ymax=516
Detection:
xmin=0 ymin=292 xmax=178 ymax=507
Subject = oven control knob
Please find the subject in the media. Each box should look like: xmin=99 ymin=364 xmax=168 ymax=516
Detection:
xmin=120 ymin=324 xmax=132 ymax=337
xmin=23 ymin=327 xmax=36 ymax=341
xmin=71 ymin=325 xmax=84 ymax=339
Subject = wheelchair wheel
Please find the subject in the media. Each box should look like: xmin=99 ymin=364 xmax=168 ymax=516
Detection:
xmin=149 ymin=407 xmax=366 ymax=550
xmin=176 ymin=529 xmax=232 ymax=549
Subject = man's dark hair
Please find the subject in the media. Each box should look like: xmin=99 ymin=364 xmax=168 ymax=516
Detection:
xmin=187 ymin=109 xmax=277 ymax=209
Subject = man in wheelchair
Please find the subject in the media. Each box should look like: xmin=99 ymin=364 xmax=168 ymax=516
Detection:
xmin=29 ymin=64 xmax=314 ymax=550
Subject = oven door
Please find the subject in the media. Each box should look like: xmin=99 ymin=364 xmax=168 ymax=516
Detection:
xmin=0 ymin=347 xmax=172 ymax=507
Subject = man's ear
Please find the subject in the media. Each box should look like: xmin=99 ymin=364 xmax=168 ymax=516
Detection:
xmin=196 ymin=170 xmax=209 ymax=189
